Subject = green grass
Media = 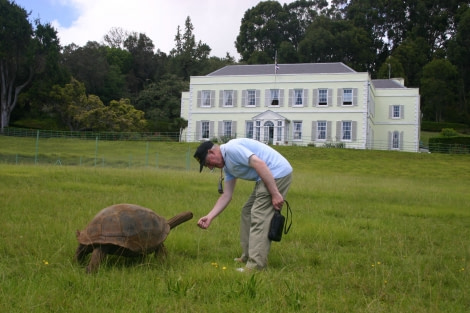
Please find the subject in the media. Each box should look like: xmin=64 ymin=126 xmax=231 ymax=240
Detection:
xmin=0 ymin=138 xmax=469 ymax=312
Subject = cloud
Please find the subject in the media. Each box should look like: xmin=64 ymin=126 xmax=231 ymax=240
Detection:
xmin=51 ymin=0 xmax=296 ymax=59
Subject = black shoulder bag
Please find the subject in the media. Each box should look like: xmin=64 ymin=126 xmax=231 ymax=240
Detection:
xmin=268 ymin=200 xmax=292 ymax=242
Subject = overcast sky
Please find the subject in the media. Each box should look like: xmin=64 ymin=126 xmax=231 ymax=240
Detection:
xmin=15 ymin=0 xmax=297 ymax=60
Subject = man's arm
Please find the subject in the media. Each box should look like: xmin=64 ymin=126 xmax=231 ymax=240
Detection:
xmin=249 ymin=155 xmax=284 ymax=210
xmin=197 ymin=178 xmax=237 ymax=229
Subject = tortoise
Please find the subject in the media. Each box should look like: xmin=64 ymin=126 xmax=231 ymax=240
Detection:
xmin=75 ymin=203 xmax=193 ymax=273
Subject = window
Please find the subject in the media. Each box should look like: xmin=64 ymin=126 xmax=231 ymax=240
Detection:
xmin=201 ymin=121 xmax=210 ymax=139
xmin=294 ymin=89 xmax=303 ymax=106
xmin=255 ymin=121 xmax=261 ymax=141
xmin=247 ymin=90 xmax=256 ymax=106
xmin=223 ymin=121 xmax=232 ymax=137
xmin=293 ymin=121 xmax=302 ymax=140
xmin=270 ymin=89 xmax=280 ymax=106
xmin=392 ymin=131 xmax=400 ymax=149
xmin=391 ymin=105 xmax=403 ymax=119
xmin=318 ymin=89 xmax=328 ymax=106
xmin=317 ymin=121 xmax=327 ymax=140
xmin=246 ymin=121 xmax=253 ymax=139
xmin=223 ymin=90 xmax=234 ymax=107
xmin=202 ymin=90 xmax=212 ymax=107
xmin=343 ymin=89 xmax=353 ymax=105
xmin=277 ymin=121 xmax=283 ymax=141
xmin=342 ymin=121 xmax=352 ymax=140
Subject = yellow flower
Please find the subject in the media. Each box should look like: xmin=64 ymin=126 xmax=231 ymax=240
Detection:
xmin=42 ymin=260 xmax=49 ymax=265
xmin=222 ymin=266 xmax=227 ymax=270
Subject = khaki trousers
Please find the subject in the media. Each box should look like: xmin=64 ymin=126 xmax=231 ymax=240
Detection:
xmin=239 ymin=173 xmax=292 ymax=270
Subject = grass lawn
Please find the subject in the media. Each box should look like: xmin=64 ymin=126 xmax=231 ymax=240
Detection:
xmin=0 ymin=138 xmax=469 ymax=312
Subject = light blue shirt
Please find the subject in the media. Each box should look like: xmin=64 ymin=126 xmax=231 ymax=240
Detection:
xmin=220 ymin=138 xmax=292 ymax=182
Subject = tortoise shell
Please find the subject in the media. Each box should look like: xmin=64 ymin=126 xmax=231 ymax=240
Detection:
xmin=77 ymin=204 xmax=169 ymax=253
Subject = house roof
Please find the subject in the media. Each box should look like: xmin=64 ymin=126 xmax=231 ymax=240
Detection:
xmin=207 ymin=62 xmax=356 ymax=76
xmin=372 ymin=79 xmax=405 ymax=89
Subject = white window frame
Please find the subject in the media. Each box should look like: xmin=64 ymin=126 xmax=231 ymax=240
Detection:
xmin=294 ymin=89 xmax=303 ymax=106
xmin=270 ymin=89 xmax=280 ymax=106
xmin=392 ymin=105 xmax=401 ymax=119
xmin=245 ymin=121 xmax=254 ymax=139
xmin=223 ymin=90 xmax=234 ymax=107
xmin=247 ymin=90 xmax=256 ymax=107
xmin=223 ymin=121 xmax=232 ymax=137
xmin=317 ymin=121 xmax=327 ymax=140
xmin=343 ymin=89 xmax=353 ymax=105
xmin=342 ymin=121 xmax=352 ymax=141
xmin=392 ymin=131 xmax=400 ymax=149
xmin=201 ymin=121 xmax=210 ymax=139
xmin=276 ymin=120 xmax=283 ymax=141
xmin=293 ymin=121 xmax=302 ymax=141
xmin=254 ymin=120 xmax=261 ymax=140
xmin=201 ymin=90 xmax=212 ymax=107
xmin=318 ymin=89 xmax=328 ymax=106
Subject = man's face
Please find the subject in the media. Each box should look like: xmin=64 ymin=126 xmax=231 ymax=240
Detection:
xmin=204 ymin=149 xmax=223 ymax=170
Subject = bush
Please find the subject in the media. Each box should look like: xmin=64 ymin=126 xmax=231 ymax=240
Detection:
xmin=428 ymin=136 xmax=470 ymax=153
xmin=421 ymin=121 xmax=469 ymax=132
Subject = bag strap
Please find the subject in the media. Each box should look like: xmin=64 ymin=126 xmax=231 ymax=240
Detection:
xmin=283 ymin=200 xmax=292 ymax=235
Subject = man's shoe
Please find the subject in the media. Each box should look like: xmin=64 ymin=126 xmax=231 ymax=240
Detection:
xmin=234 ymin=257 xmax=246 ymax=263
xmin=236 ymin=267 xmax=254 ymax=273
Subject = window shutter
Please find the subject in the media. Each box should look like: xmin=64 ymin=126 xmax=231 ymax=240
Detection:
xmin=400 ymin=131 xmax=404 ymax=150
xmin=233 ymin=91 xmax=238 ymax=108
xmin=279 ymin=89 xmax=284 ymax=107
xmin=389 ymin=106 xmax=393 ymax=118
xmin=304 ymin=89 xmax=308 ymax=106
xmin=400 ymin=105 xmax=405 ymax=119
xmin=352 ymin=121 xmax=357 ymax=141
xmin=337 ymin=88 xmax=343 ymax=106
xmin=312 ymin=89 xmax=317 ymax=107
xmin=328 ymin=89 xmax=333 ymax=106
xmin=288 ymin=89 xmax=293 ymax=107
xmin=336 ymin=121 xmax=341 ymax=141
xmin=218 ymin=121 xmax=223 ymax=137
xmin=232 ymin=121 xmax=237 ymax=137
xmin=197 ymin=91 xmax=201 ymax=107
xmin=265 ymin=90 xmax=269 ymax=107
xmin=311 ymin=121 xmax=317 ymax=141
xmin=388 ymin=131 xmax=392 ymax=149
xmin=242 ymin=90 xmax=246 ymax=107
xmin=211 ymin=91 xmax=216 ymax=107
xmin=219 ymin=91 xmax=223 ymax=107
xmin=209 ymin=121 xmax=215 ymax=139
xmin=256 ymin=90 xmax=260 ymax=107
xmin=196 ymin=121 xmax=201 ymax=140
xmin=327 ymin=121 xmax=332 ymax=140
xmin=353 ymin=88 xmax=358 ymax=106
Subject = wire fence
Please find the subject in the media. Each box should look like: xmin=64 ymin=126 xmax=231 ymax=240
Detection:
xmin=0 ymin=128 xmax=468 ymax=170
xmin=0 ymin=128 xmax=197 ymax=171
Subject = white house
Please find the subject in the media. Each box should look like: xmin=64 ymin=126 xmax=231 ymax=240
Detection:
xmin=180 ymin=62 xmax=421 ymax=152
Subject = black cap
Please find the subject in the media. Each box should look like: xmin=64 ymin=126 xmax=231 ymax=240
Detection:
xmin=193 ymin=141 xmax=214 ymax=172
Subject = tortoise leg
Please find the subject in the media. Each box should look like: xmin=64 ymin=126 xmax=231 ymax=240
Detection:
xmin=155 ymin=243 xmax=167 ymax=258
xmin=86 ymin=246 xmax=106 ymax=274
xmin=75 ymin=244 xmax=92 ymax=263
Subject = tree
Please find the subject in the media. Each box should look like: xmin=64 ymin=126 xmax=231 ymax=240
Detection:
xmin=169 ymin=16 xmax=212 ymax=80
xmin=124 ymin=32 xmax=157 ymax=93
xmin=0 ymin=0 xmax=34 ymax=130
xmin=298 ymin=16 xmax=375 ymax=72
xmin=49 ymin=78 xmax=146 ymax=131
xmin=134 ymin=74 xmax=188 ymax=131
xmin=420 ymin=59 xmax=459 ymax=122
xmin=235 ymin=1 xmax=289 ymax=62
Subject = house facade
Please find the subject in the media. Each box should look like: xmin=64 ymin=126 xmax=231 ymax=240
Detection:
xmin=180 ymin=62 xmax=421 ymax=152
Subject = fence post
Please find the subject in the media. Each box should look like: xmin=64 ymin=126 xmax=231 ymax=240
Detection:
xmin=35 ymin=130 xmax=39 ymax=165
xmin=94 ymin=136 xmax=98 ymax=166
xmin=145 ymin=142 xmax=149 ymax=167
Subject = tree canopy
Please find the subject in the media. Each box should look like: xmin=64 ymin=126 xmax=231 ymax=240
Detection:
xmin=2 ymin=0 xmax=469 ymax=131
